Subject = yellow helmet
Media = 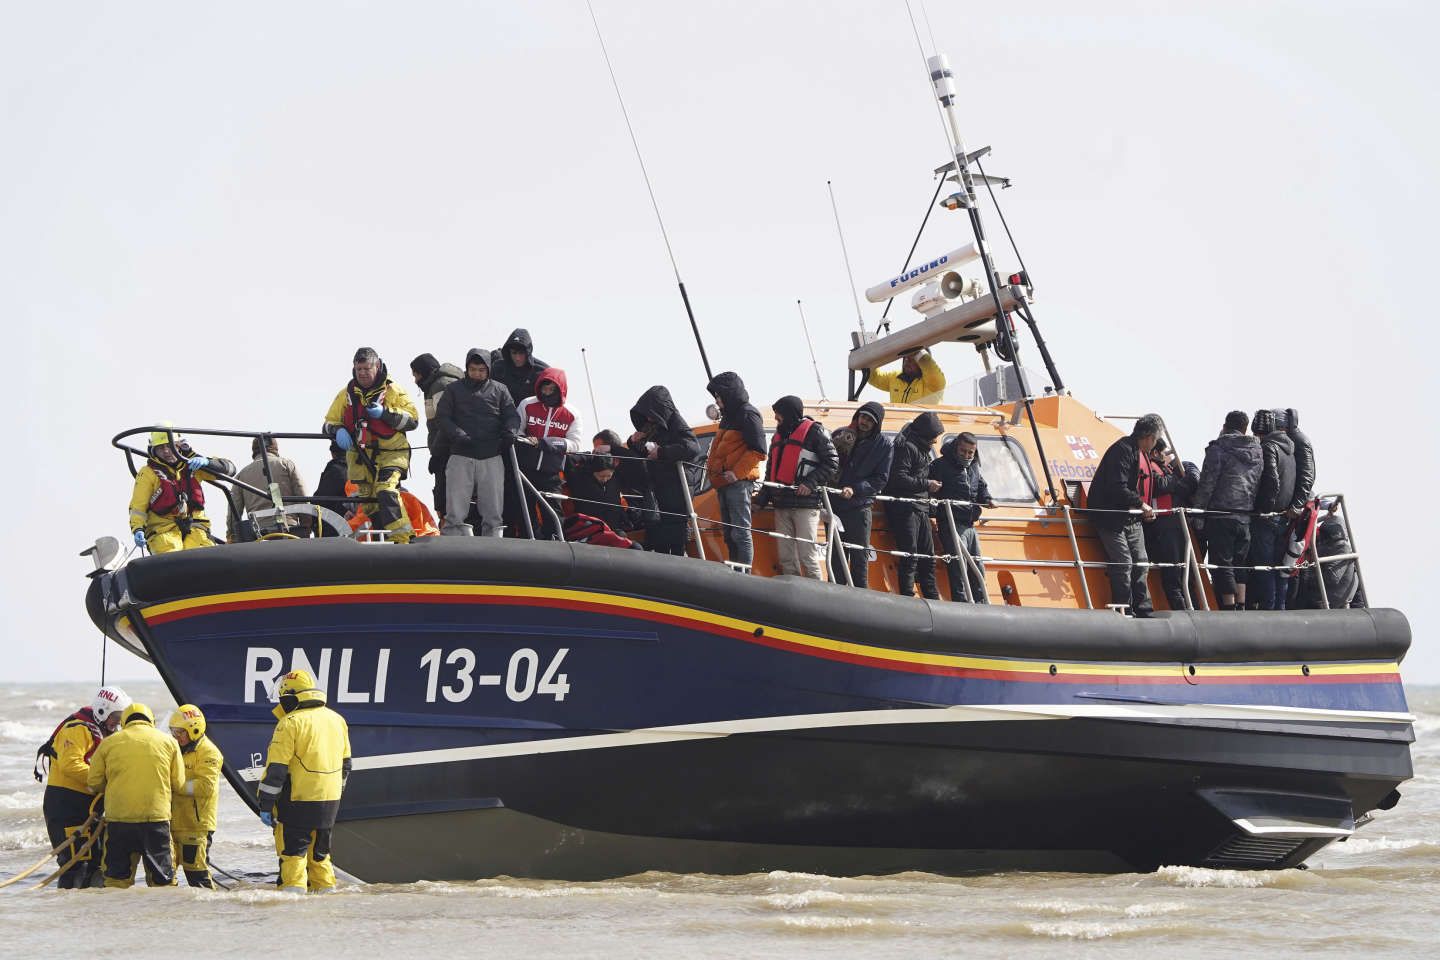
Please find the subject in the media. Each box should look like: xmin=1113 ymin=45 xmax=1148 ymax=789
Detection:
xmin=148 ymin=421 xmax=182 ymax=450
xmin=122 ymin=702 xmax=154 ymax=726
xmin=277 ymin=669 xmax=317 ymax=699
xmin=169 ymin=704 xmax=206 ymax=740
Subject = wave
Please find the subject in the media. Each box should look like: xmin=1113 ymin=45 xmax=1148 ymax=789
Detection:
xmin=0 ymin=721 xmax=50 ymax=744
xmin=1018 ymin=899 xmax=1189 ymax=918
xmin=1152 ymin=865 xmax=1286 ymax=888
xmin=761 ymin=889 xmax=881 ymax=910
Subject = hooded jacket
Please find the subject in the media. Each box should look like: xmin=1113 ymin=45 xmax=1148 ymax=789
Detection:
xmin=867 ymin=350 xmax=946 ymax=405
xmin=490 ymin=328 xmax=550 ymax=405
xmin=517 ymin=368 xmax=585 ymax=476
xmin=412 ymin=354 xmax=464 ymax=454
xmin=884 ymin=412 xmax=944 ymax=512
xmin=87 ymin=716 xmax=186 ymax=823
xmin=261 ymin=687 xmax=352 ymax=830
xmin=436 ymin=348 xmax=521 ymax=461
xmin=171 ymin=735 xmax=223 ymax=836
xmin=322 ymin=361 xmax=419 ymax=475
xmin=627 ymin=385 xmax=701 ymax=506
xmin=930 ymin=436 xmax=993 ymax=524
xmin=760 ymin=396 xmax=838 ymax=510
xmin=1195 ymin=430 xmax=1263 ymax=515
xmin=705 ymin=372 xmax=767 ymax=487
xmin=1255 ymin=428 xmax=1297 ymax=515
xmin=1284 ymin=408 xmax=1316 ymax=510
xmin=837 ymin=402 xmax=893 ymax=511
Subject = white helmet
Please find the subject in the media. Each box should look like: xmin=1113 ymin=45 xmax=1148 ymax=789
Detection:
xmin=91 ymin=686 xmax=132 ymax=724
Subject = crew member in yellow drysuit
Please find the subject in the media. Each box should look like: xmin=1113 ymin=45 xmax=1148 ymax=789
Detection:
xmin=87 ymin=702 xmax=185 ymax=888
xmin=168 ymin=704 xmax=223 ymax=889
xmin=257 ymin=670 xmax=352 ymax=892
xmin=866 ymin=348 xmax=947 ymax=405
xmin=128 ymin=427 xmax=237 ymax=554
xmin=36 ymin=685 xmax=130 ymax=888
xmin=323 ymin=348 xmax=420 ymax=543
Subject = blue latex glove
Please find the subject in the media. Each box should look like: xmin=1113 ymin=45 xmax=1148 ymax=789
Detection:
xmin=259 ymin=810 xmax=274 ymax=827
xmin=186 ymin=455 xmax=209 ymax=472
xmin=335 ymin=427 xmax=353 ymax=451
xmin=364 ymin=402 xmax=385 ymax=420
xmin=133 ymin=529 xmax=147 ymax=548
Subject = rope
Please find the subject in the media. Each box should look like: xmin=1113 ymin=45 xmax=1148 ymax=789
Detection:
xmin=31 ymin=821 xmax=106 ymax=890
xmin=0 ymin=811 xmax=101 ymax=889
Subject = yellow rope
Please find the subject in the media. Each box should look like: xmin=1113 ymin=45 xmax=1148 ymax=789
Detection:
xmin=0 ymin=809 xmax=101 ymax=890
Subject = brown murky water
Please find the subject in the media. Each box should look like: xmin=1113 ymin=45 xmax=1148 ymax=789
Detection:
xmin=4 ymin=682 xmax=1436 ymax=957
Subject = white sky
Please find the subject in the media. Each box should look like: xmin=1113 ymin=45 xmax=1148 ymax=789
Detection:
xmin=3 ymin=1 xmax=1437 ymax=684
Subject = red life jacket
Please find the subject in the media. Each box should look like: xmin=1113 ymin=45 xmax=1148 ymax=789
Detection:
xmin=342 ymin=384 xmax=398 ymax=443
xmin=34 ymin=707 xmax=102 ymax=781
xmin=1136 ymin=452 xmax=1157 ymax=507
xmin=562 ymin=513 xmax=637 ymax=550
xmin=148 ymin=462 xmax=205 ymax=517
xmin=766 ymin=418 xmax=818 ymax=485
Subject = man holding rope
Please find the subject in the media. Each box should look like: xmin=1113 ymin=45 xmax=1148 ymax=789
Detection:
xmin=87 ymin=702 xmax=186 ymax=888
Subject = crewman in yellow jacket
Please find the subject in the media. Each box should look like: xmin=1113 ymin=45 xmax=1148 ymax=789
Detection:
xmin=87 ymin=702 xmax=186 ymax=888
xmin=35 ymin=685 xmax=130 ymax=888
xmin=168 ymin=704 xmax=224 ymax=889
xmin=257 ymin=670 xmax=352 ymax=892
xmin=128 ymin=427 xmax=237 ymax=554
xmin=323 ymin=348 xmax=420 ymax=543
xmin=867 ymin=348 xmax=946 ymax=405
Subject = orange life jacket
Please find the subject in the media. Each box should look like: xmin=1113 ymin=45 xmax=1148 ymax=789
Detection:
xmin=766 ymin=418 xmax=818 ymax=486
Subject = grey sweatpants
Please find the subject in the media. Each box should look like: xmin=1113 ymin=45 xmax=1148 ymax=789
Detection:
xmin=444 ymin=454 xmax=505 ymax=537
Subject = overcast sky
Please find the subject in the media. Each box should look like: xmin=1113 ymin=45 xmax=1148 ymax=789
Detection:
xmin=3 ymin=1 xmax=1436 ymax=685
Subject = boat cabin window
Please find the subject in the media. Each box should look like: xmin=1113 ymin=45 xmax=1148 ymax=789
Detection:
xmin=969 ymin=435 xmax=1041 ymax=504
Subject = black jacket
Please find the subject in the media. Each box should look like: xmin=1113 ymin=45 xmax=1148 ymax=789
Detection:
xmin=565 ymin=462 xmax=636 ymax=533
xmin=412 ymin=354 xmax=464 ymax=456
xmin=435 ymin=371 xmax=520 ymax=460
xmin=490 ymin=328 xmax=550 ymax=405
xmin=1087 ymin=435 xmax=1145 ymax=529
xmin=1255 ymin=431 xmax=1297 ymax=515
xmin=1285 ymin=408 xmax=1316 ymax=509
xmin=759 ymin=398 xmax=839 ymax=510
xmin=627 ymin=385 xmax=701 ymax=507
xmin=883 ymin=413 xmax=944 ymax=513
xmin=837 ymin=401 xmax=893 ymax=510
xmin=930 ymin=437 xmax=993 ymax=524
xmin=1195 ymin=431 xmax=1263 ymax=515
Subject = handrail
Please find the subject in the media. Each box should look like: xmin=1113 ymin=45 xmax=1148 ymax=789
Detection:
xmin=507 ymin=445 xmax=564 ymax=540
xmin=676 ymin=461 xmax=706 ymax=561
xmin=819 ymin=487 xmax=853 ymax=586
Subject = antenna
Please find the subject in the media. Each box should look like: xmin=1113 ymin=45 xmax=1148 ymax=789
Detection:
xmin=795 ymin=300 xmax=828 ymax=400
xmin=586 ymin=0 xmax=714 ymax=381
xmin=580 ymin=347 xmax=601 ymax=428
xmin=827 ymin=180 xmax=868 ymax=344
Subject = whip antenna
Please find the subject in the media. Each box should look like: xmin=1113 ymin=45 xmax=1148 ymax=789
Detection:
xmin=795 ymin=300 xmax=828 ymax=401
xmin=586 ymin=0 xmax=713 ymax=381
xmin=827 ymin=180 xmax=868 ymax=343
xmin=580 ymin=347 xmax=601 ymax=428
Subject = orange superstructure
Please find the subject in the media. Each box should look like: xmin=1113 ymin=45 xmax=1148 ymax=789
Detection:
xmin=689 ymin=393 xmax=1214 ymax=612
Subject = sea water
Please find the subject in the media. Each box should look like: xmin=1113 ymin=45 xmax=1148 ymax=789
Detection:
xmin=3 ymin=682 xmax=1436 ymax=958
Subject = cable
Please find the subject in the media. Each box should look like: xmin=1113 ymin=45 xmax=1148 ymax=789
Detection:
xmin=879 ymin=175 xmax=948 ymax=333
xmin=975 ymin=155 xmax=1031 ymax=286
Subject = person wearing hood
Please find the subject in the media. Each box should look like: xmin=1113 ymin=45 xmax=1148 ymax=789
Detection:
xmin=1298 ymin=516 xmax=1362 ymax=609
xmin=565 ymin=430 xmax=637 ymax=534
xmin=515 ymin=368 xmax=585 ymax=538
xmin=36 ymin=685 xmax=130 ymax=888
xmin=883 ymin=412 xmax=945 ymax=599
xmin=128 ymin=428 xmax=237 ymax=554
xmin=1282 ymin=408 xmax=1317 ymax=515
xmin=866 ymin=348 xmax=946 ymax=405
xmin=256 ymin=670 xmax=352 ymax=893
xmin=930 ymin=431 xmax=995 ymax=602
xmin=1249 ymin=409 xmax=1297 ymax=610
xmin=322 ymin=347 xmax=421 ymax=543
xmin=756 ymin=396 xmax=839 ymax=579
xmin=87 ymin=702 xmax=186 ymax=888
xmin=1194 ymin=410 xmax=1263 ymax=610
xmin=1143 ymin=438 xmax=1200 ymax=610
xmin=435 ymin=348 xmax=520 ymax=537
xmin=705 ymin=372 xmax=768 ymax=567
xmin=411 ymin=353 xmax=465 ymax=514
xmin=490 ymin=328 xmax=550 ymax=405
xmin=1088 ymin=414 xmax=1163 ymax=616
xmin=627 ymin=385 xmax=701 ymax=555
xmin=832 ymin=402 xmax=893 ymax=589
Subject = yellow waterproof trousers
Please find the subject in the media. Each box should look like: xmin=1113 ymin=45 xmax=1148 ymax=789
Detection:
xmin=172 ymin=832 xmax=216 ymax=889
xmin=348 ymin=459 xmax=413 ymax=543
xmin=145 ymin=521 xmax=217 ymax=554
xmin=273 ymin=821 xmax=335 ymax=892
